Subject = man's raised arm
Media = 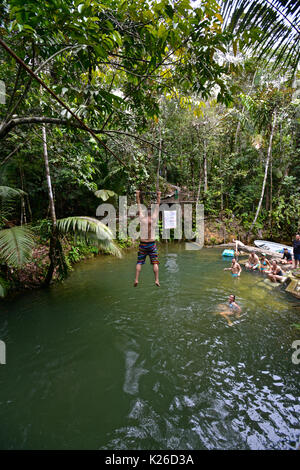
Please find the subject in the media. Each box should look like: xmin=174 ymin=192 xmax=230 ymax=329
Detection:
xmin=153 ymin=191 xmax=161 ymax=219
xmin=136 ymin=190 xmax=141 ymax=217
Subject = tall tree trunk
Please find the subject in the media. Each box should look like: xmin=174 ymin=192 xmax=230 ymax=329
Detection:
xmin=219 ymin=152 xmax=223 ymax=212
xmin=42 ymin=124 xmax=56 ymax=227
xmin=203 ymin=139 xmax=208 ymax=193
xmin=156 ymin=125 xmax=162 ymax=191
xmin=42 ymin=125 xmax=67 ymax=285
xmin=191 ymin=158 xmax=195 ymax=198
xmin=196 ymin=166 xmax=202 ymax=203
xmin=265 ymin=185 xmax=269 ymax=211
xmin=248 ymin=110 xmax=277 ymax=236
xmin=19 ymin=166 xmax=27 ymax=226
xmin=234 ymin=120 xmax=241 ymax=151
xmin=270 ymin=149 xmax=273 ymax=237
xmin=26 ymin=193 xmax=33 ymax=222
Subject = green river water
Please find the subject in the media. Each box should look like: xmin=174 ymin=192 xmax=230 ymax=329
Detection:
xmin=0 ymin=245 xmax=299 ymax=450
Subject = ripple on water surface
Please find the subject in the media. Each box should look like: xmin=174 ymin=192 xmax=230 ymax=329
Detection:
xmin=0 ymin=246 xmax=299 ymax=449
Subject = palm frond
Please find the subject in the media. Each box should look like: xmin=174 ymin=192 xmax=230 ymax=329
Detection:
xmin=0 ymin=226 xmax=35 ymax=266
xmin=0 ymin=186 xmax=26 ymax=199
xmin=57 ymin=216 xmax=122 ymax=258
xmin=222 ymin=0 xmax=300 ymax=73
xmin=0 ymin=186 xmax=27 ymax=224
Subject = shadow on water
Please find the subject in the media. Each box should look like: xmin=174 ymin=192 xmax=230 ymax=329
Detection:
xmin=0 ymin=245 xmax=299 ymax=449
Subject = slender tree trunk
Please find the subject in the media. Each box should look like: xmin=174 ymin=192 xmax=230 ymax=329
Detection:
xmin=234 ymin=120 xmax=241 ymax=151
xmin=195 ymin=126 xmax=202 ymax=202
xmin=219 ymin=152 xmax=223 ymax=212
xmin=42 ymin=124 xmax=56 ymax=227
xmin=203 ymin=139 xmax=208 ymax=193
xmin=248 ymin=110 xmax=277 ymax=235
xmin=191 ymin=158 xmax=195 ymax=198
xmin=265 ymin=185 xmax=269 ymax=211
xmin=42 ymin=125 xmax=67 ymax=285
xmin=42 ymin=124 xmax=57 ymax=285
xmin=19 ymin=166 xmax=27 ymax=226
xmin=270 ymin=149 xmax=273 ymax=237
xmin=156 ymin=126 xmax=162 ymax=191
xmin=26 ymin=193 xmax=33 ymax=222
xmin=196 ymin=166 xmax=202 ymax=203
xmin=20 ymin=196 xmax=26 ymax=226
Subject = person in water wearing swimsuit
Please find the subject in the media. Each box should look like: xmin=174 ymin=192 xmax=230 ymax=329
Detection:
xmin=224 ymin=258 xmax=242 ymax=277
xmin=219 ymin=294 xmax=241 ymax=326
xmin=134 ymin=190 xmax=161 ymax=287
xmin=267 ymin=260 xmax=285 ymax=283
xmin=259 ymin=253 xmax=271 ymax=272
xmin=245 ymin=252 xmax=260 ymax=270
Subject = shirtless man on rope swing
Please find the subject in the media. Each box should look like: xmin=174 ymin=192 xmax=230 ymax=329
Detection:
xmin=134 ymin=190 xmax=161 ymax=287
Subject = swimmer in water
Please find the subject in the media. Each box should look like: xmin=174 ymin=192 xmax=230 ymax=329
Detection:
xmin=134 ymin=190 xmax=161 ymax=287
xmin=219 ymin=294 xmax=241 ymax=326
xmin=267 ymin=260 xmax=285 ymax=283
xmin=259 ymin=253 xmax=271 ymax=273
xmin=224 ymin=258 xmax=242 ymax=277
xmin=245 ymin=252 xmax=260 ymax=270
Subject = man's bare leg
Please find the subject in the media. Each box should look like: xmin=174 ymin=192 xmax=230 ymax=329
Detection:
xmin=153 ymin=263 xmax=160 ymax=287
xmin=134 ymin=263 xmax=142 ymax=287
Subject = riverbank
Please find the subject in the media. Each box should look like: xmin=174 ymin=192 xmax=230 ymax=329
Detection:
xmin=0 ymin=217 xmax=297 ymax=299
xmin=0 ymin=235 xmax=137 ymax=298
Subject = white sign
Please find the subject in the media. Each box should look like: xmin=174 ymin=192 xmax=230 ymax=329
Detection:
xmin=164 ymin=210 xmax=177 ymax=229
xmin=0 ymin=340 xmax=6 ymax=365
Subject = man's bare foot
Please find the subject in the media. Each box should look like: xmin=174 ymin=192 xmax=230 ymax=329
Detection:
xmin=155 ymin=281 xmax=160 ymax=287
xmin=134 ymin=281 xmax=138 ymax=287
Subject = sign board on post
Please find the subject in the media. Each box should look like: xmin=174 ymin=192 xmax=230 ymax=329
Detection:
xmin=164 ymin=210 xmax=177 ymax=230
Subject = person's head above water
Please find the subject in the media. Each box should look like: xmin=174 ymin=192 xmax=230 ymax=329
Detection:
xmin=228 ymin=294 xmax=235 ymax=303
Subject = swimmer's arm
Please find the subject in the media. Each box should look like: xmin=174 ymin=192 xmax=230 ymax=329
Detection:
xmin=136 ymin=190 xmax=147 ymax=220
xmin=136 ymin=190 xmax=142 ymax=217
xmin=232 ymin=302 xmax=241 ymax=313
